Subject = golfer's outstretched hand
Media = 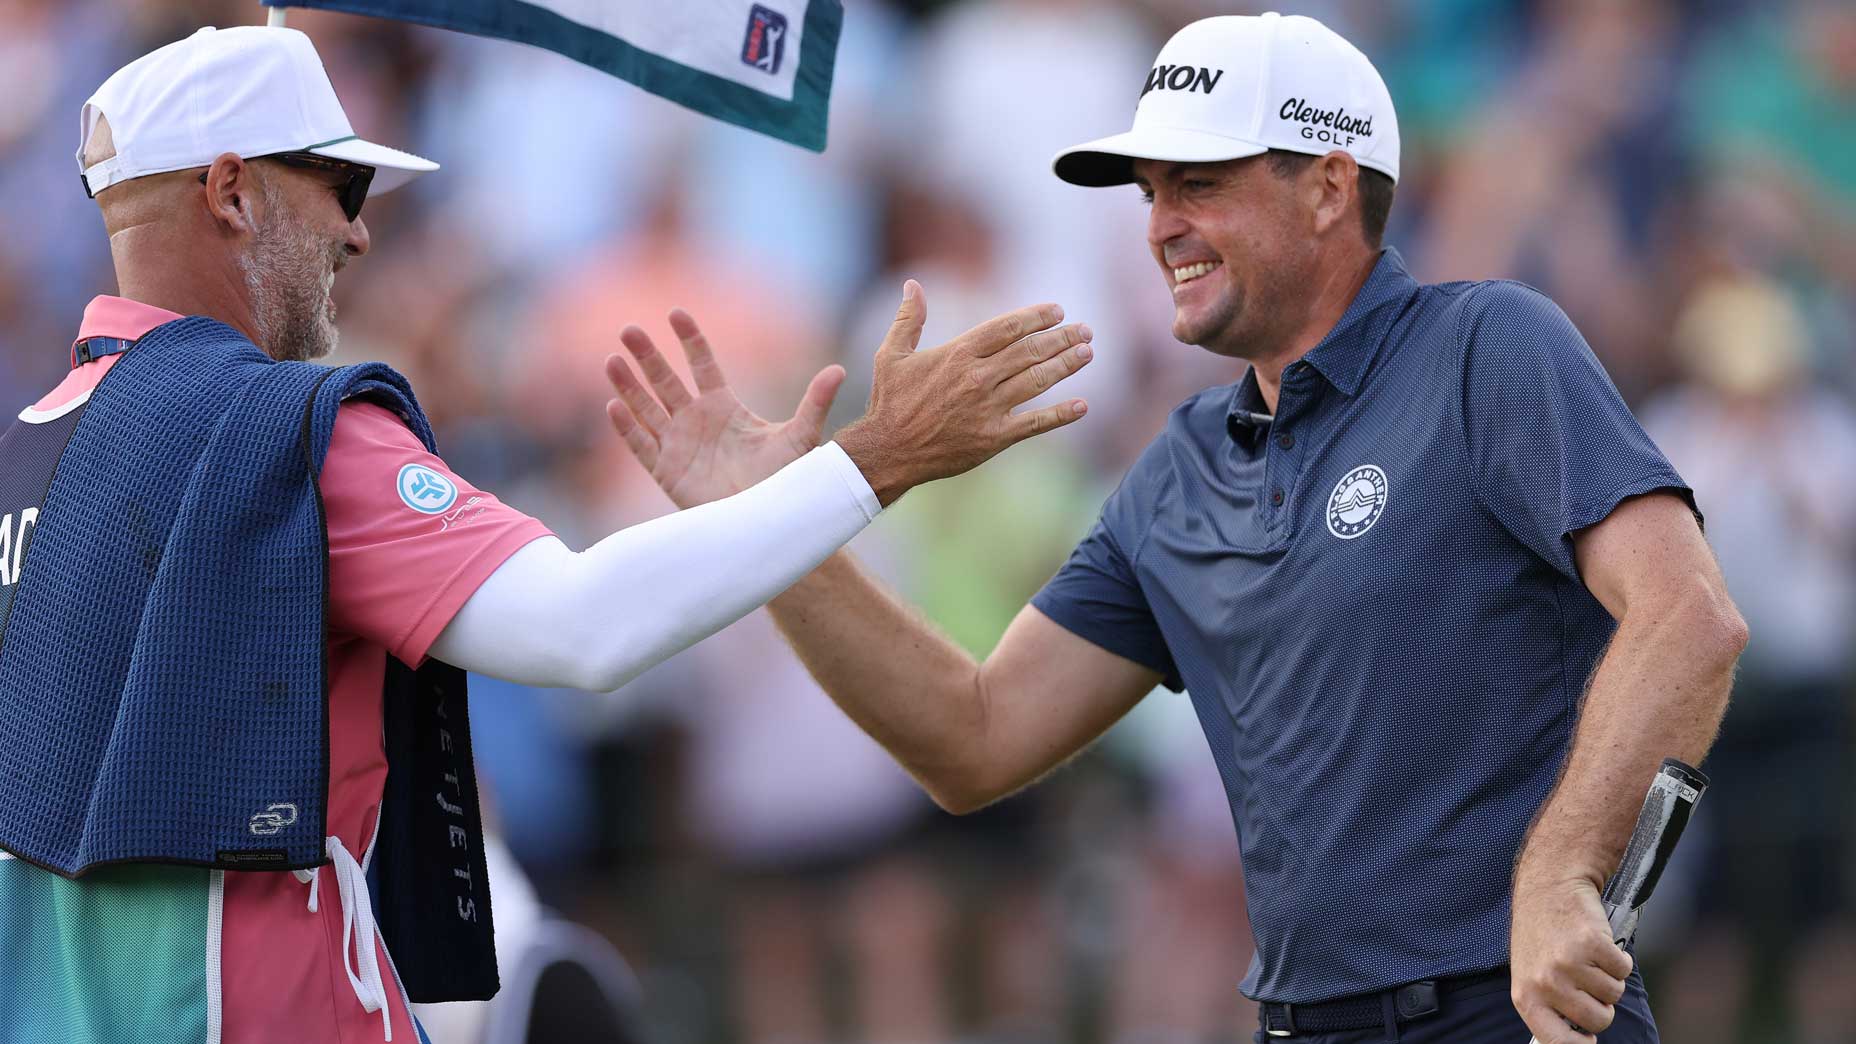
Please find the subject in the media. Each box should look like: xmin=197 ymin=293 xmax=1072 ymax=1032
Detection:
xmin=833 ymin=280 xmax=1092 ymax=505
xmin=606 ymin=280 xmax=1094 ymax=509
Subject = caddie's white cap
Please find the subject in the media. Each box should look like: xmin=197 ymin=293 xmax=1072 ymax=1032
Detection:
xmin=1053 ymin=12 xmax=1398 ymax=187
xmin=78 ymin=25 xmax=437 ymax=198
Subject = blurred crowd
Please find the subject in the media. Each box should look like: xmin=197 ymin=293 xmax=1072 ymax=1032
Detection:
xmin=2 ymin=0 xmax=1853 ymax=1042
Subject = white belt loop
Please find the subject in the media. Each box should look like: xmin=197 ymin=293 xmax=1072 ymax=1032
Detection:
xmin=296 ymin=837 xmax=393 ymax=1042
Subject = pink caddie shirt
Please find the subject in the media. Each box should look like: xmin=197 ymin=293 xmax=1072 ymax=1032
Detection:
xmin=42 ymin=297 xmax=552 ymax=1042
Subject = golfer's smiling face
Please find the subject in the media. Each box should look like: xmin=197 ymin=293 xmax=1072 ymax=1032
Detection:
xmin=1133 ymin=155 xmax=1316 ymax=362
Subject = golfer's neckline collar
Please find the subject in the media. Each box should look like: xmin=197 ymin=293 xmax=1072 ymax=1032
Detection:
xmin=1293 ymin=247 xmax=1417 ymax=398
xmin=1224 ymin=248 xmax=1415 ymax=443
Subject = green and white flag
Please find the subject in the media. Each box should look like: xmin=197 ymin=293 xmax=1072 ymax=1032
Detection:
xmin=261 ymin=0 xmax=842 ymax=151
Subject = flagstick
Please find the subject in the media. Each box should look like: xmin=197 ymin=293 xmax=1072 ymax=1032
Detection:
xmin=267 ymin=6 xmax=287 ymax=27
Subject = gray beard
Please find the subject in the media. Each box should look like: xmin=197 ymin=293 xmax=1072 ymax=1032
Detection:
xmin=238 ymin=183 xmax=343 ymax=362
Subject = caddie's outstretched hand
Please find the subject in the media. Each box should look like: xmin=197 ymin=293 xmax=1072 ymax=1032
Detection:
xmin=605 ymin=309 xmax=845 ymax=510
xmin=834 ymin=280 xmax=1092 ymax=506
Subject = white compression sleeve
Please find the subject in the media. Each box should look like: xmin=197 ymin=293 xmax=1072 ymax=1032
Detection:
xmin=429 ymin=443 xmax=880 ymax=691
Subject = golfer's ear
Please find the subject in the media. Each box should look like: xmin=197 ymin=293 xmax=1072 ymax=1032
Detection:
xmin=1308 ymin=151 xmax=1356 ymax=238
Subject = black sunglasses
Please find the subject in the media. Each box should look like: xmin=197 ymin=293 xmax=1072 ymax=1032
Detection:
xmin=192 ymin=151 xmax=376 ymax=222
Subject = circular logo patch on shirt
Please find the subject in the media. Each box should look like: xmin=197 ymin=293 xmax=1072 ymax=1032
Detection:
xmin=1326 ymin=465 xmax=1388 ymax=540
xmin=397 ymin=463 xmax=459 ymax=515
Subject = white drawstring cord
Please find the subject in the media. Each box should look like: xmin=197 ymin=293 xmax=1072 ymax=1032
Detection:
xmin=296 ymin=838 xmax=392 ymax=1042
xmin=292 ymin=867 xmax=321 ymax=912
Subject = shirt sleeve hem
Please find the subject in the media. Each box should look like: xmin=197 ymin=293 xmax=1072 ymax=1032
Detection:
xmin=1030 ymin=592 xmax=1185 ymax=692
xmin=1566 ymin=472 xmax=1699 ymax=536
xmin=821 ymin=441 xmax=881 ymax=521
xmin=393 ymin=521 xmax=555 ymax=667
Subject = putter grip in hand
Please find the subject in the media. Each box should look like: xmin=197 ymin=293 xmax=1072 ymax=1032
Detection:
xmin=1600 ymin=758 xmax=1708 ymax=945
xmin=1525 ymin=758 xmax=1709 ymax=1044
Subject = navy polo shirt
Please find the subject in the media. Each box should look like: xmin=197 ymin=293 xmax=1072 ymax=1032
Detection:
xmin=1032 ymin=248 xmax=1693 ymax=1003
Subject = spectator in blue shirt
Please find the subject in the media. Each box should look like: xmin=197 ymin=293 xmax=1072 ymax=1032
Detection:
xmin=605 ymin=14 xmax=1746 ymax=1044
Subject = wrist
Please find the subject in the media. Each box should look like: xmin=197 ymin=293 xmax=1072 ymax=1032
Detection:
xmin=1514 ymin=826 xmax=1610 ymax=894
xmin=835 ymin=419 xmax=911 ymax=507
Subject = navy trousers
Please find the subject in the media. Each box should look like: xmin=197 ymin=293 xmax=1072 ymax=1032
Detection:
xmin=1253 ymin=969 xmax=1659 ymax=1043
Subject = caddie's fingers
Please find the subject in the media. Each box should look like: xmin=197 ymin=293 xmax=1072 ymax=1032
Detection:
xmin=1008 ymin=398 xmax=1088 ymax=443
xmin=605 ymin=399 xmax=659 ymax=472
xmin=961 ymin=302 xmax=1063 ymax=359
xmin=605 ymin=352 xmax=670 ymax=436
xmin=791 ymin=364 xmax=845 ymax=438
xmin=990 ymin=323 xmax=1091 ymax=386
xmin=876 ymin=279 xmax=927 ymax=358
xmin=998 ymin=341 xmax=1094 ymax=406
xmin=667 ymin=309 xmax=728 ymax=393
xmin=620 ymin=325 xmax=695 ymax=413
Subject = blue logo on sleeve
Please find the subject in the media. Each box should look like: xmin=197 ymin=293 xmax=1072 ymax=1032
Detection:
xmin=397 ymin=463 xmax=459 ymax=514
xmin=741 ymin=5 xmax=788 ymax=75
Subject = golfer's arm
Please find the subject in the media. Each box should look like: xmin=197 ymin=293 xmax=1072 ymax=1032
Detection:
xmin=430 ymin=443 xmax=880 ymax=692
xmin=1514 ymin=492 xmax=1747 ymax=891
xmin=767 ymin=553 xmax=1160 ymax=813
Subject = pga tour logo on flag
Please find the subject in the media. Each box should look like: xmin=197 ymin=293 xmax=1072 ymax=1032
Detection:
xmin=263 ymin=0 xmax=843 ymax=152
xmin=741 ymin=5 xmax=788 ymax=74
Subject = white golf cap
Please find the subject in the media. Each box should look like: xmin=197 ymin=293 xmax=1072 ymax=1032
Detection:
xmin=1053 ymin=12 xmax=1398 ymax=187
xmin=78 ymin=25 xmax=437 ymax=198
